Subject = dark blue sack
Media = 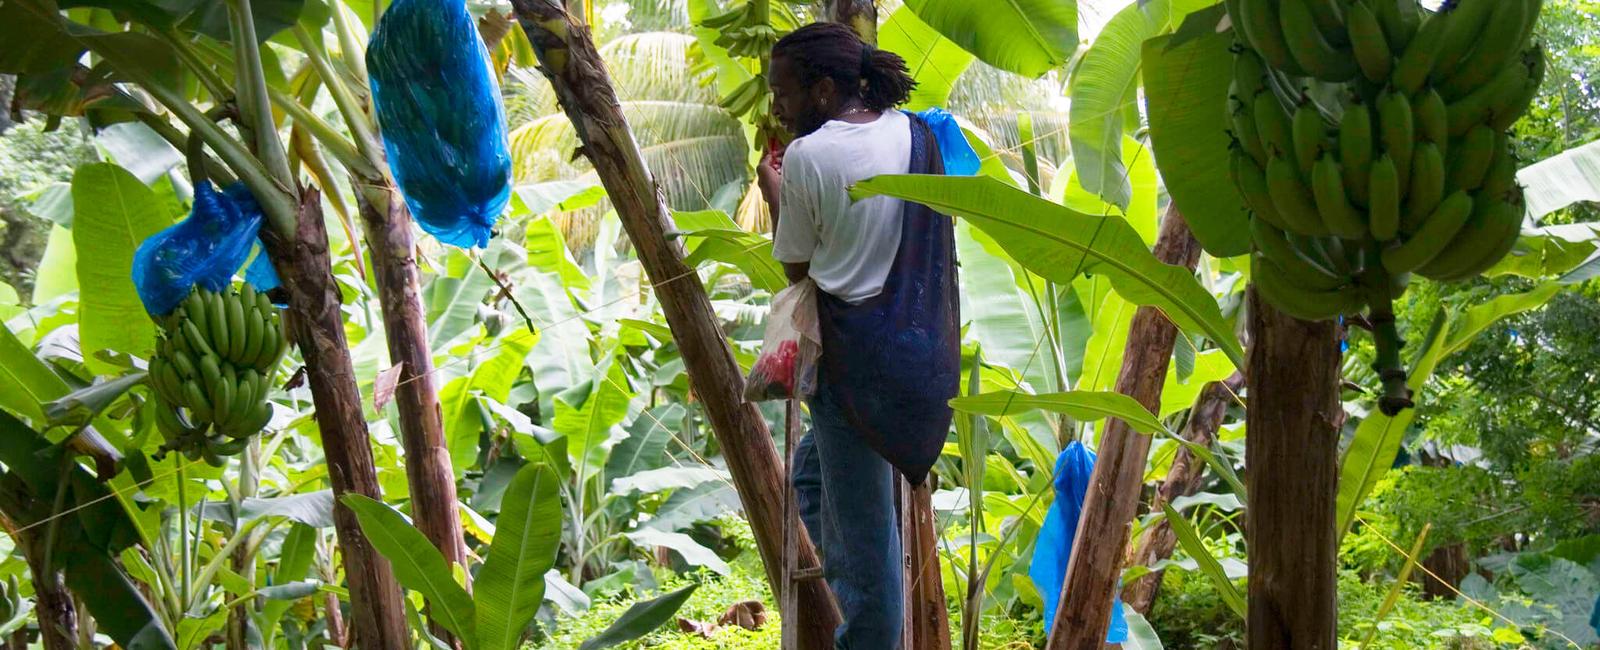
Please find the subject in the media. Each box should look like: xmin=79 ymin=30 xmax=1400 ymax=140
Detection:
xmin=367 ymin=0 xmax=513 ymax=249
xmin=132 ymin=181 xmax=280 ymax=317
xmin=815 ymin=112 xmax=961 ymax=485
xmin=1029 ymin=441 xmax=1129 ymax=643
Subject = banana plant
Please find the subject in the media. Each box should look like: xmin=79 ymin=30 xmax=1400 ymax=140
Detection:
xmin=0 ymin=0 xmax=413 ymax=641
xmin=346 ymin=462 xmax=562 ymax=650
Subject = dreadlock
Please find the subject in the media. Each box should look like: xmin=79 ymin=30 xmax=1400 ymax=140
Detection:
xmin=771 ymin=22 xmax=917 ymax=111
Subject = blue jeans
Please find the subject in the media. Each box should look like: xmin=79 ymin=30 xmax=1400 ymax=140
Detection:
xmin=792 ymin=386 xmax=904 ymax=649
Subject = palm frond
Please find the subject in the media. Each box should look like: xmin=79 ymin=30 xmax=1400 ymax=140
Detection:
xmin=600 ymin=32 xmax=717 ymax=104
xmin=509 ymin=99 xmax=749 ymax=251
xmin=623 ymin=0 xmax=691 ymax=32
xmin=948 ymin=61 xmax=1066 ymax=120
xmin=969 ymin=111 xmax=1072 ymax=169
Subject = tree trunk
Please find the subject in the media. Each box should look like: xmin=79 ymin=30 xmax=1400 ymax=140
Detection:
xmin=506 ymin=4 xmax=842 ymax=646
xmin=261 ymin=189 xmax=408 ymax=650
xmin=902 ymin=480 xmax=952 ymax=650
xmin=1245 ymin=289 xmax=1341 ymax=650
xmin=1421 ymin=542 xmax=1469 ymax=599
xmin=19 ymin=536 xmax=76 ymax=650
xmin=1046 ymin=206 xmax=1202 ymax=649
xmin=227 ymin=540 xmax=252 ymax=650
xmin=1122 ymin=372 xmax=1243 ymax=614
xmin=0 ymin=490 xmax=77 ymax=650
xmin=355 ymin=185 xmax=469 ymax=645
xmin=826 ymin=0 xmax=876 ymax=44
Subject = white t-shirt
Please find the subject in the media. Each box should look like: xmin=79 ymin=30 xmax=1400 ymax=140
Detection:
xmin=772 ymin=110 xmax=911 ymax=304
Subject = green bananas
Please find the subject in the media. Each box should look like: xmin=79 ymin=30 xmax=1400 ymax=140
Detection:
xmin=1222 ymin=0 xmax=1545 ymax=415
xmin=147 ymin=284 xmax=286 ymax=464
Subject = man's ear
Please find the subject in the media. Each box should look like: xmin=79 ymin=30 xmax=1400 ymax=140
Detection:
xmin=812 ymin=77 xmax=837 ymax=107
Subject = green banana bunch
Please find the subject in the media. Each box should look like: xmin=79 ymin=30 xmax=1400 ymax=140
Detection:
xmin=700 ymin=0 xmax=788 ymax=148
xmin=1222 ymin=0 xmax=1545 ymax=416
xmin=718 ymin=75 xmax=767 ymax=118
xmin=716 ymin=24 xmax=780 ymax=58
xmin=147 ymin=284 xmax=286 ymax=461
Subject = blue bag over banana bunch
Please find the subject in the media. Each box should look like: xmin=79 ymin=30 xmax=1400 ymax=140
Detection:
xmin=367 ymin=0 xmax=513 ymax=249
xmin=132 ymin=181 xmax=279 ymax=317
xmin=1030 ymin=442 xmax=1130 ymax=644
xmin=132 ymin=181 xmax=286 ymax=466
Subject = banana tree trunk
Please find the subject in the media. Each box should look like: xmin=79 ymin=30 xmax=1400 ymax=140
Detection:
xmin=1045 ymin=206 xmax=1202 ymax=648
xmin=354 ymin=186 xmax=469 ymax=575
xmin=261 ymin=189 xmax=408 ymax=650
xmin=1122 ymin=373 xmax=1243 ymax=615
xmin=826 ymin=0 xmax=876 ymax=45
xmin=1245 ymin=290 xmax=1340 ymax=649
xmin=901 ymin=480 xmax=952 ymax=650
xmin=356 ymin=185 xmax=467 ymax=648
xmin=0 ymin=508 xmax=76 ymax=650
xmin=506 ymin=4 xmax=842 ymax=646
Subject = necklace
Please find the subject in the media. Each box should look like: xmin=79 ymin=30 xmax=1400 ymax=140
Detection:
xmin=836 ymin=105 xmax=870 ymax=119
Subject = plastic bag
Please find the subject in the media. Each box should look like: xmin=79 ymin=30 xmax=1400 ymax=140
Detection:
xmin=1028 ymin=441 xmax=1129 ymax=643
xmin=912 ymin=107 xmax=979 ymax=176
xmin=367 ymin=0 xmax=513 ymax=249
xmin=132 ymin=181 xmax=280 ymax=317
xmin=744 ymin=280 xmax=821 ymax=402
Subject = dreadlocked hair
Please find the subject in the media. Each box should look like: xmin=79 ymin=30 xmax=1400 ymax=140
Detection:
xmin=772 ymin=22 xmax=916 ymax=112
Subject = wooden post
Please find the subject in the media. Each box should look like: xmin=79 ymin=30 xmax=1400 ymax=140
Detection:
xmin=1046 ymin=206 xmax=1202 ymax=648
xmin=506 ymin=4 xmax=842 ymax=645
xmin=262 ymin=190 xmax=408 ymax=650
xmin=1122 ymin=373 xmax=1243 ymax=614
xmin=1245 ymin=289 xmax=1340 ymax=649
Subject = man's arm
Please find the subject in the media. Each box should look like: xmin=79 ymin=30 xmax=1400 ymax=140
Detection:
xmin=757 ymin=148 xmax=782 ymax=226
xmin=760 ymin=148 xmax=812 ymax=285
xmin=783 ymin=261 xmax=810 ymax=284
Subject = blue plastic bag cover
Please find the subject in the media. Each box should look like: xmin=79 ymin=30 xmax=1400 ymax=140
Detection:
xmin=223 ymin=184 xmax=282 ymax=294
xmin=367 ymin=0 xmax=512 ymax=249
xmin=1591 ymin=593 xmax=1599 ymax=637
xmin=132 ymin=181 xmax=279 ymax=317
xmin=912 ymin=107 xmax=980 ymax=176
xmin=1028 ymin=441 xmax=1130 ymax=643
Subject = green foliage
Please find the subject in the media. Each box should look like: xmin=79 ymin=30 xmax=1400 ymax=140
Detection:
xmin=903 ymin=0 xmax=1077 ymax=78
xmin=1143 ymin=28 xmax=1249 ymax=257
xmin=1145 ymin=567 xmax=1245 ymax=648
xmin=0 ymin=118 xmax=95 ymax=294
xmin=1068 ymin=0 xmax=1169 ymax=211
xmin=852 ymin=174 xmax=1245 ymax=367
xmin=2 ymin=0 xmax=1598 ymax=646
xmin=1336 ymin=571 xmax=1512 ymax=649
xmin=532 ymin=566 xmax=780 ymax=649
xmin=71 ymin=162 xmax=172 ymax=369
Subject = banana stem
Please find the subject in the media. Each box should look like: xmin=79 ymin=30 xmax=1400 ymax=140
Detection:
xmin=227 ymin=0 xmax=296 ymax=189
xmin=161 ymin=28 xmax=235 ymax=103
xmin=78 ymin=35 xmax=296 ymax=235
xmin=292 ymin=25 xmax=386 ymax=172
xmin=328 ymin=2 xmax=369 ymax=83
xmin=1362 ymin=273 xmax=1413 ymax=416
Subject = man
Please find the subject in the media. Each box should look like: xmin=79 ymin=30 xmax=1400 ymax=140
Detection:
xmin=756 ymin=22 xmax=960 ymax=649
